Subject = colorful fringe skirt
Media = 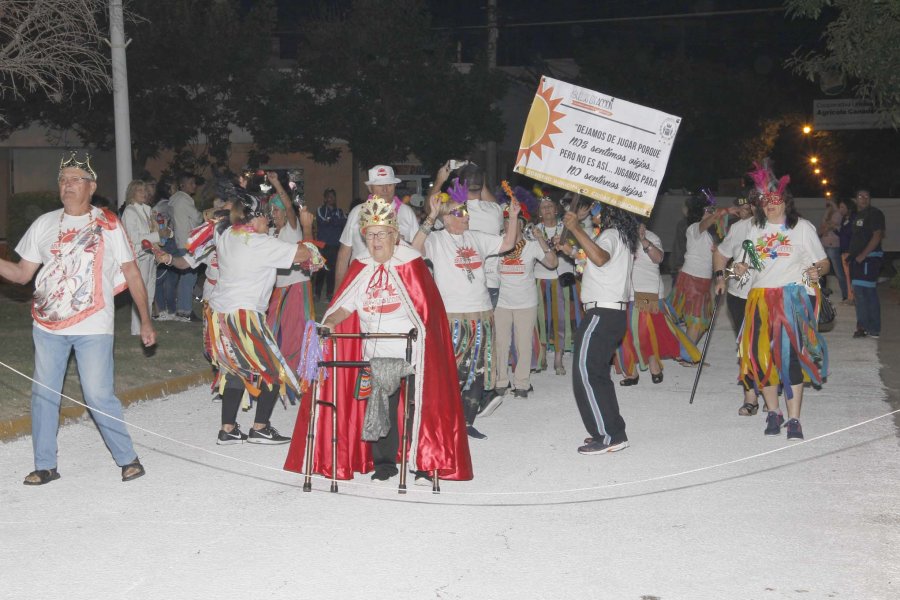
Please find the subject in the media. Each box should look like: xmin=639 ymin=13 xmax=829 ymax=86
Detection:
xmin=203 ymin=305 xmax=302 ymax=400
xmin=738 ymin=284 xmax=828 ymax=398
xmin=535 ymin=277 xmax=581 ymax=366
xmin=266 ymin=280 xmax=315 ymax=401
xmin=447 ymin=310 xmax=495 ymax=392
xmin=666 ymin=271 xmax=713 ymax=334
xmin=615 ymin=299 xmax=702 ymax=376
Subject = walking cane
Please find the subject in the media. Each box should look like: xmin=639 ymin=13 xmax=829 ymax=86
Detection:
xmin=689 ymin=291 xmax=722 ymax=404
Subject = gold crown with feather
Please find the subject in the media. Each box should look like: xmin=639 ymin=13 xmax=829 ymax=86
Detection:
xmin=359 ymin=195 xmax=398 ymax=230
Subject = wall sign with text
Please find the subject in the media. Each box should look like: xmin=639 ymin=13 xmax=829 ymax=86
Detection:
xmin=514 ymin=76 xmax=681 ymax=217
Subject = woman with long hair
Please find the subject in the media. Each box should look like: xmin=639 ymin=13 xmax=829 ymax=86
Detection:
xmin=121 ymin=179 xmax=161 ymax=336
xmin=721 ymin=161 xmax=829 ymax=440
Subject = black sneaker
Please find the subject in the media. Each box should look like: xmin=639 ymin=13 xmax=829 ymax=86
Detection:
xmin=247 ymin=424 xmax=291 ymax=445
xmin=478 ymin=393 xmax=504 ymax=417
xmin=513 ymin=389 xmax=529 ymax=399
xmin=853 ymin=329 xmax=868 ymax=338
xmin=217 ymin=423 xmax=248 ymax=445
xmin=466 ymin=425 xmax=487 ymax=440
xmin=764 ymin=411 xmax=784 ymax=436
xmin=413 ymin=471 xmax=433 ymax=486
xmin=786 ymin=418 xmax=804 ymax=440
xmin=577 ymin=439 xmax=629 ymax=455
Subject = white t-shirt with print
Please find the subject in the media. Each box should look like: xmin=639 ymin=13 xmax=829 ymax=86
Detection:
xmin=580 ymin=228 xmax=633 ymax=305
xmin=717 ymin=217 xmax=755 ymax=299
xmin=17 ymin=208 xmax=135 ymax=335
xmin=747 ymin=218 xmax=827 ymax=293
xmin=208 ymin=228 xmax=298 ymax=314
xmin=467 ymin=199 xmax=505 ymax=288
xmin=497 ymin=240 xmax=545 ymax=309
xmin=339 ymin=256 xmax=418 ymax=363
xmin=424 ymin=229 xmax=502 ymax=313
xmin=681 ymin=222 xmax=714 ymax=279
xmin=339 ymin=201 xmax=419 ymax=260
xmin=272 ymin=220 xmax=310 ymax=288
xmin=630 ymin=230 xmax=664 ymax=298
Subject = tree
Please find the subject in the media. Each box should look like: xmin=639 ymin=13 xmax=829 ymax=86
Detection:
xmin=786 ymin=0 xmax=900 ymax=126
xmin=1 ymin=0 xmax=279 ymax=173
xmin=0 ymin=0 xmax=110 ymax=110
xmin=255 ymin=0 xmax=507 ymax=172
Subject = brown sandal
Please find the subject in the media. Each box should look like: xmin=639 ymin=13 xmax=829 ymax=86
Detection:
xmin=738 ymin=402 xmax=760 ymax=416
xmin=121 ymin=458 xmax=146 ymax=482
xmin=23 ymin=468 xmax=60 ymax=486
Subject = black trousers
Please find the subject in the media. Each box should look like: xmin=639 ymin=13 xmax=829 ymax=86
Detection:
xmin=221 ymin=374 xmax=278 ymax=426
xmin=572 ymin=307 xmax=627 ymax=444
xmin=726 ymin=293 xmax=746 ymax=337
xmin=315 ymin=244 xmax=339 ymax=298
xmin=371 ymin=375 xmax=415 ymax=472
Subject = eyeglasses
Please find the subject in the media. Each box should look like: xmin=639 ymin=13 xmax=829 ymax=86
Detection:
xmin=448 ymin=205 xmax=468 ymax=218
xmin=58 ymin=176 xmax=93 ymax=185
xmin=365 ymin=231 xmax=394 ymax=240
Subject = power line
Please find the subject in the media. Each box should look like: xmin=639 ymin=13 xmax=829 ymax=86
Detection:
xmin=433 ymin=6 xmax=785 ymax=31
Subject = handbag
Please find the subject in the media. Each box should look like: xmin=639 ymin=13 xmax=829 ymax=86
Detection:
xmin=634 ymin=291 xmax=660 ymax=313
xmin=818 ymin=294 xmax=836 ymax=332
xmin=558 ymin=272 xmax=577 ymax=288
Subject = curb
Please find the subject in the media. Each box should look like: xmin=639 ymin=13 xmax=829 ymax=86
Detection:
xmin=0 ymin=368 xmax=212 ymax=442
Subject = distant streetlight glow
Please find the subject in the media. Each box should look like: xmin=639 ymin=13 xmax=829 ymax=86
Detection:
xmin=814 ymin=168 xmax=821 ymax=174
xmin=821 ymin=178 xmax=828 ymax=185
xmin=802 ymin=125 xmax=812 ymax=134
xmin=810 ymin=156 xmax=819 ymax=164
xmin=825 ymin=191 xmax=832 ymax=197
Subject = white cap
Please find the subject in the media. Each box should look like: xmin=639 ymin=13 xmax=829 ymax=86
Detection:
xmin=365 ymin=165 xmax=401 ymax=186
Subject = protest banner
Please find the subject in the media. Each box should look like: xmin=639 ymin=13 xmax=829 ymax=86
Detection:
xmin=514 ymin=76 xmax=681 ymax=216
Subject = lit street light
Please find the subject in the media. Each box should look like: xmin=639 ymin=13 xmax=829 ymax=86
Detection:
xmin=802 ymin=125 xmax=812 ymax=134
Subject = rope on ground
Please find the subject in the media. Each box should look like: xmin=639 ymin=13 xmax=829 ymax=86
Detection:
xmin=2 ymin=359 xmax=898 ymax=501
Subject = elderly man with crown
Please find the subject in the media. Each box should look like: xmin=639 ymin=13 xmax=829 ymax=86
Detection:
xmin=284 ymin=195 xmax=473 ymax=484
xmin=0 ymin=153 xmax=156 ymax=485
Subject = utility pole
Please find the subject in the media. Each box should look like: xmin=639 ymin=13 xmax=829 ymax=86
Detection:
xmin=109 ymin=0 xmax=132 ymax=207
xmin=486 ymin=0 xmax=498 ymax=188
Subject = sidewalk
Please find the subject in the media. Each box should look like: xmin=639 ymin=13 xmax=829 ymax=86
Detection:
xmin=0 ymin=291 xmax=897 ymax=599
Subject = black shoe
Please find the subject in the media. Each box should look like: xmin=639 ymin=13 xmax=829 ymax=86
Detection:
xmin=619 ymin=376 xmax=639 ymax=386
xmin=786 ymin=418 xmax=804 ymax=440
xmin=371 ymin=466 xmax=399 ymax=481
xmin=764 ymin=411 xmax=784 ymax=436
xmin=853 ymin=329 xmax=868 ymax=338
xmin=513 ymin=389 xmax=529 ymax=399
xmin=413 ymin=471 xmax=433 ymax=486
xmin=217 ymin=423 xmax=248 ymax=445
xmin=466 ymin=425 xmax=487 ymax=440
xmin=247 ymin=424 xmax=291 ymax=445
xmin=478 ymin=393 xmax=504 ymax=417
xmin=121 ymin=458 xmax=146 ymax=482
xmin=577 ymin=439 xmax=629 ymax=455
xmin=651 ymin=372 xmax=663 ymax=384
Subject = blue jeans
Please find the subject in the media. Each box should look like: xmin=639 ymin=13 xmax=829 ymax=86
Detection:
xmin=175 ymin=268 xmax=197 ymax=315
xmin=155 ymin=265 xmax=177 ymax=314
xmin=31 ymin=328 xmax=137 ymax=470
xmin=852 ymin=284 xmax=881 ymax=335
xmin=824 ymin=246 xmax=847 ymax=300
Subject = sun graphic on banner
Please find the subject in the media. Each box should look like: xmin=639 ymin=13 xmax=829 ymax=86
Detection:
xmin=516 ymin=79 xmax=565 ymax=166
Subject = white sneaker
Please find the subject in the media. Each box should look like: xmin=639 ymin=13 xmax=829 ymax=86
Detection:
xmin=153 ymin=312 xmax=172 ymax=321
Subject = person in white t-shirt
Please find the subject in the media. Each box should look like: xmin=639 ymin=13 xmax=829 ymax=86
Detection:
xmin=562 ymin=203 xmax=639 ymax=456
xmin=264 ymin=172 xmax=320 ymax=404
xmin=121 ymin=179 xmax=161 ymax=336
xmin=203 ymin=193 xmax=317 ymax=446
xmin=534 ymin=196 xmax=580 ymax=376
xmin=665 ymin=194 xmax=727 ymax=349
xmin=0 ymin=154 xmax=155 ymax=485
xmin=719 ymin=163 xmax=829 ymax=441
xmin=712 ymin=194 xmax=762 ymax=416
xmin=616 ymin=223 xmax=701 ymax=386
xmin=494 ymin=204 xmax=557 ymax=399
xmin=414 ymin=181 xmax=519 ymax=439
xmin=334 ymin=165 xmax=418 ymax=288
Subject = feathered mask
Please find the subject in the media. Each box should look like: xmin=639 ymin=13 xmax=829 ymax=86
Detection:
xmin=748 ymin=158 xmax=790 ymax=206
xmin=499 ymin=180 xmax=538 ymax=222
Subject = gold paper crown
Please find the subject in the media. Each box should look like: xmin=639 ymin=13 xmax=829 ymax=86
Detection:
xmin=359 ymin=195 xmax=398 ymax=230
xmin=59 ymin=151 xmax=97 ymax=180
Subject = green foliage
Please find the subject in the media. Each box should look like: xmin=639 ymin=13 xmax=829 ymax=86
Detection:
xmin=269 ymin=0 xmax=507 ymax=172
xmin=786 ymin=0 xmax=900 ymax=127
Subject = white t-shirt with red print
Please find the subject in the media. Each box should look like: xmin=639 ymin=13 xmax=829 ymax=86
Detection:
xmin=681 ymin=222 xmax=715 ymax=279
xmin=747 ymin=219 xmax=827 ymax=293
xmin=497 ymin=240 xmax=545 ymax=309
xmin=630 ymin=230 xmax=664 ymax=298
xmin=424 ymin=229 xmax=502 ymax=313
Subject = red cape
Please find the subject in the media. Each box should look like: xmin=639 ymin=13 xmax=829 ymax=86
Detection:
xmin=284 ymin=250 xmax=473 ymax=480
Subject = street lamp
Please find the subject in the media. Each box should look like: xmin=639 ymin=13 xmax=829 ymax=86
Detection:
xmin=814 ymin=168 xmax=821 ymax=174
xmin=802 ymin=125 xmax=812 ymax=134
xmin=810 ymin=156 xmax=819 ymax=164
xmin=821 ymin=178 xmax=829 ymax=185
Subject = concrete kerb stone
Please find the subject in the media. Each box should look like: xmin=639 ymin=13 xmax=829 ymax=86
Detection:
xmin=0 ymin=368 xmax=213 ymax=442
